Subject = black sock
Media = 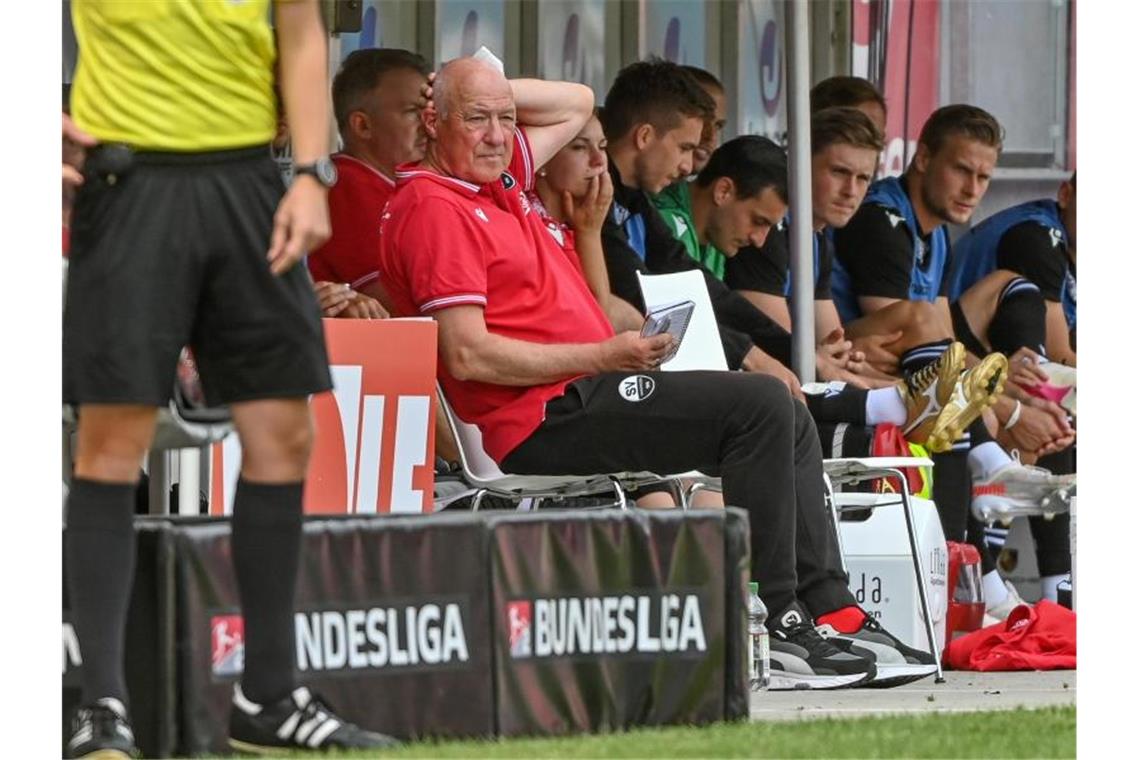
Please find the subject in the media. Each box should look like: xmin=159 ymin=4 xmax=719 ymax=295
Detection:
xmin=803 ymin=385 xmax=868 ymax=427
xmin=967 ymin=415 xmax=992 ymax=446
xmin=987 ymin=278 xmax=1047 ymax=356
xmin=900 ymin=338 xmax=953 ymax=375
xmin=231 ymin=479 xmax=304 ymax=705
xmin=65 ymin=478 xmax=138 ymax=706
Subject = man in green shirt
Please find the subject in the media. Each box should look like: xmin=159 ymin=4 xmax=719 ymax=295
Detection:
xmin=653 ymin=65 xmax=730 ymax=277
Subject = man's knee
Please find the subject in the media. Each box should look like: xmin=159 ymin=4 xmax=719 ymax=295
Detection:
xmin=73 ymin=405 xmax=158 ymax=482
xmin=234 ymin=401 xmax=315 ymax=480
xmin=733 ymin=372 xmax=795 ymax=429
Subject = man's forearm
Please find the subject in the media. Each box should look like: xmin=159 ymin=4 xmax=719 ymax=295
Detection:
xmin=274 ymin=1 xmax=330 ymax=163
xmin=510 ymin=79 xmax=594 ymax=127
xmin=445 ymin=331 xmax=604 ymax=386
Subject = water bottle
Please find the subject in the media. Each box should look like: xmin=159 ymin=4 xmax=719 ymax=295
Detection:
xmin=747 ymin=582 xmax=769 ymax=691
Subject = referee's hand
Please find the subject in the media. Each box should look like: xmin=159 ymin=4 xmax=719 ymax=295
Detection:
xmin=267 ymin=176 xmax=331 ymax=275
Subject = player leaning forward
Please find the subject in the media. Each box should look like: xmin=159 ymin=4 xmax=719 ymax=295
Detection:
xmin=63 ymin=1 xmax=395 ymax=756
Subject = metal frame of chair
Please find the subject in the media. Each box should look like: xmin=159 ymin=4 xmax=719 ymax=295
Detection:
xmin=822 ymin=456 xmax=945 ymax=683
xmin=437 ymin=387 xmax=678 ymax=511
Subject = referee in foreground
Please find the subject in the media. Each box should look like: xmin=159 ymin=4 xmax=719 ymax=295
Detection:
xmin=62 ymin=1 xmax=396 ymax=756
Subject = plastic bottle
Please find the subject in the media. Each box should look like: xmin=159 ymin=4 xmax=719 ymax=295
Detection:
xmin=747 ymin=581 xmax=769 ymax=691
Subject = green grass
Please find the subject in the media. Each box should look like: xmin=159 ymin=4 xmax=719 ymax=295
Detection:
xmin=281 ymin=706 xmax=1074 ymax=759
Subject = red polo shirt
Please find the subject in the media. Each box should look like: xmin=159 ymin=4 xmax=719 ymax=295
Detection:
xmin=307 ymin=153 xmax=395 ymax=290
xmin=378 ymin=129 xmax=614 ymax=462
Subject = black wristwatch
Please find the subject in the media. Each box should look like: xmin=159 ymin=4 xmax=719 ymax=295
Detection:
xmin=293 ymin=156 xmax=338 ymax=188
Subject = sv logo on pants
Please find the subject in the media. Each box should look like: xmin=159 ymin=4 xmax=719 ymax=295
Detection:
xmin=619 ymin=375 xmax=656 ymax=402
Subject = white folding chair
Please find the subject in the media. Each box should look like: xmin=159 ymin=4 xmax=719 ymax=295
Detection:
xmin=638 ymin=270 xmax=944 ymax=680
xmin=437 ymin=387 xmax=675 ymax=511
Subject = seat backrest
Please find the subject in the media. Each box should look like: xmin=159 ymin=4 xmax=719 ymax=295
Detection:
xmin=637 ymin=270 xmax=729 ymax=372
xmin=436 ymin=384 xmax=508 ymax=486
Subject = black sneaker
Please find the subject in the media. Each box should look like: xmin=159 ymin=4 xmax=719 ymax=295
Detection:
xmin=816 ymin=614 xmax=938 ymax=688
xmin=66 ymin=698 xmax=139 ymax=759
xmin=229 ymin=685 xmax=400 ymax=754
xmin=767 ymin=601 xmax=875 ymax=690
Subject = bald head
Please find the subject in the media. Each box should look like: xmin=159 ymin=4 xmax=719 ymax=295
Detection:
xmin=423 ymin=56 xmax=517 ymax=184
xmin=433 ymin=57 xmax=512 ymax=120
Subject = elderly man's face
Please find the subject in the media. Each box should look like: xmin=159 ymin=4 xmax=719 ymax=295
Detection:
xmin=432 ymin=69 xmax=517 ymax=184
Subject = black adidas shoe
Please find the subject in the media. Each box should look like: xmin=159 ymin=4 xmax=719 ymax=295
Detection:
xmin=229 ymin=685 xmax=400 ymax=754
xmin=816 ymin=614 xmax=937 ymax=688
xmin=66 ymin=698 xmax=139 ymax=759
xmin=768 ymin=601 xmax=876 ymax=690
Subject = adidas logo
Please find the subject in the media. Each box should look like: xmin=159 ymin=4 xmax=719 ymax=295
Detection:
xmin=886 ymin=211 xmax=906 ymax=228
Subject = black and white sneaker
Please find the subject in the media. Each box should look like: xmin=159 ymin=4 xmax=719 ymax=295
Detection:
xmin=816 ymin=615 xmax=938 ymax=688
xmin=229 ymin=684 xmax=400 ymax=754
xmin=768 ymin=601 xmax=875 ymax=690
xmin=66 ymin=697 xmax=139 ymax=759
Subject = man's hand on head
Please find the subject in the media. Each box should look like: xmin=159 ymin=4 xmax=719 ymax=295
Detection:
xmin=267 ymin=176 xmax=331 ymax=275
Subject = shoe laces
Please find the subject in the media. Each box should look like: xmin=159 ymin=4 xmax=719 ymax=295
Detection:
xmin=75 ymin=703 xmax=131 ymax=740
xmin=781 ymin=619 xmax=845 ymax=657
xmin=905 ymin=360 xmax=941 ymax=396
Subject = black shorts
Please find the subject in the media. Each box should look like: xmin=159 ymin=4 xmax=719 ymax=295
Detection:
xmin=64 ymin=144 xmax=332 ymax=406
xmin=949 ymin=299 xmax=988 ymax=359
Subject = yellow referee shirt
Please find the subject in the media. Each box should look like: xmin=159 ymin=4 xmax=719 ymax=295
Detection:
xmin=71 ymin=0 xmax=294 ymax=151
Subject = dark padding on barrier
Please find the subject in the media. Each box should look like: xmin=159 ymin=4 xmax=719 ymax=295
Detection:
xmin=488 ymin=509 xmax=728 ymax=736
xmin=63 ymin=519 xmax=178 ymax=758
xmin=173 ymin=513 xmax=493 ymax=755
xmin=722 ymin=507 xmax=751 ymax=720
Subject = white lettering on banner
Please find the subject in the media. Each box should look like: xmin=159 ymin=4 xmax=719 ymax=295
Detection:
xmin=295 ymin=604 xmax=469 ymax=672
xmin=354 ymin=395 xmax=385 ymax=513
xmin=527 ymin=595 xmax=707 ymax=658
xmin=390 ymin=396 xmax=430 ymax=512
xmin=215 ymin=365 xmax=432 ymax=513
xmin=63 ymin=622 xmax=82 ymax=673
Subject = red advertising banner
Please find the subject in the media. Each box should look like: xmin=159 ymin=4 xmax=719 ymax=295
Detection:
xmin=210 ymin=318 xmax=438 ymax=515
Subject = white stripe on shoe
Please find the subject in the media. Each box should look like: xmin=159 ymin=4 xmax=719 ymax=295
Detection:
xmin=306 ymin=718 xmax=341 ymax=747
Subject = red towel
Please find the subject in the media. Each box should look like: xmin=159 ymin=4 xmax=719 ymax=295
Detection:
xmin=944 ymin=600 xmax=1076 ymax=671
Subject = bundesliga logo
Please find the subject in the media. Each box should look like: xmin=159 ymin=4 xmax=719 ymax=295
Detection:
xmin=507 ymin=601 xmax=532 ymax=658
xmin=211 ymin=615 xmax=246 ymax=678
xmin=506 ymin=593 xmax=707 ymax=659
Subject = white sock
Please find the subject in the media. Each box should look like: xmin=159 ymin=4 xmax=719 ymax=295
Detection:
xmin=1040 ymin=573 xmax=1068 ymax=602
xmin=982 ymin=569 xmax=1009 ymax=607
xmin=968 ymin=442 xmax=1012 ymax=480
xmin=865 ymin=387 xmax=907 ymax=426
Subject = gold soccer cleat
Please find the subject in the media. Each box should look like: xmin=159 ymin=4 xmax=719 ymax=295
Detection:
xmin=924 ymin=352 xmax=1009 ymax=453
xmin=899 ymin=342 xmax=965 ymax=449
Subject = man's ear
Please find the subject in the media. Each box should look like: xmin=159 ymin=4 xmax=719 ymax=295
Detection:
xmin=1057 ymin=178 xmax=1074 ymax=210
xmin=713 ymin=176 xmax=735 ymax=205
xmin=422 ymin=105 xmax=440 ymax=139
xmin=913 ymin=143 xmax=931 ymax=174
xmin=348 ymin=111 xmax=370 ymax=141
xmin=632 ymin=123 xmax=656 ymax=151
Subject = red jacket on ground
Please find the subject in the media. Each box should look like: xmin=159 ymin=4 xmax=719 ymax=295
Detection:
xmin=944 ymin=600 xmax=1076 ymax=671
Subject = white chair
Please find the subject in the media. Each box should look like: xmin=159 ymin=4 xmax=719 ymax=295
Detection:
xmin=436 ymin=387 xmax=675 ymax=511
xmin=638 ymin=270 xmax=944 ymax=681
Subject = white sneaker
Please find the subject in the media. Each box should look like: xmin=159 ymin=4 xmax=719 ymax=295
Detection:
xmin=971 ymin=452 xmax=1076 ymax=524
xmin=983 ymin=579 xmax=1028 ymax=626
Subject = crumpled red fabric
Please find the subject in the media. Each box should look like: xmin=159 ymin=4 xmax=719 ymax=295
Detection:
xmin=944 ymin=600 xmax=1076 ymax=671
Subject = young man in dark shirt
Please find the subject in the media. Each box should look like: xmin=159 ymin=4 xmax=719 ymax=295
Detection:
xmin=599 ymin=58 xmax=802 ymax=397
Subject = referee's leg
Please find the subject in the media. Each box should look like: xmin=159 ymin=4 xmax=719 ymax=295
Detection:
xmin=227 ymin=398 xmax=315 ymax=706
xmin=67 ymin=404 xmax=158 ymax=707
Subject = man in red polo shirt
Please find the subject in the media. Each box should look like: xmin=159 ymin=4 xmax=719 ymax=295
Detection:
xmin=379 ymin=57 xmax=943 ymax=690
xmin=308 ymin=48 xmax=432 ymax=312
